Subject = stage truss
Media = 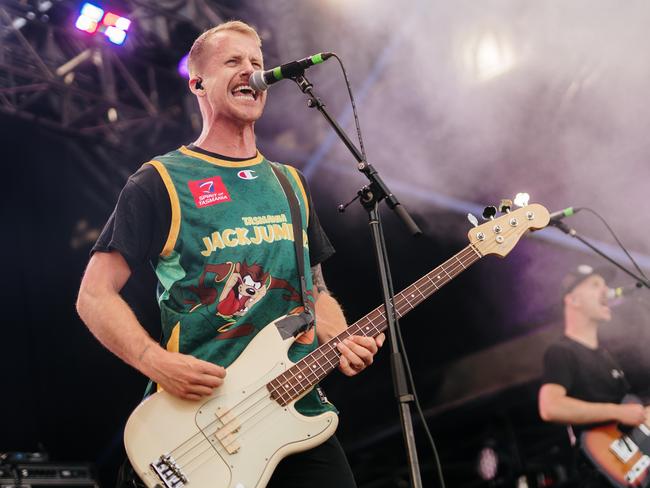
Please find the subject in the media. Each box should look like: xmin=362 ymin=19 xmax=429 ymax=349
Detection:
xmin=0 ymin=0 xmax=233 ymax=148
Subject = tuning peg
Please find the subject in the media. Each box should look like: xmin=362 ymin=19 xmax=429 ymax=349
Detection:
xmin=482 ymin=206 xmax=498 ymax=220
xmin=499 ymin=199 xmax=513 ymax=213
xmin=467 ymin=213 xmax=479 ymax=227
xmin=514 ymin=192 xmax=530 ymax=207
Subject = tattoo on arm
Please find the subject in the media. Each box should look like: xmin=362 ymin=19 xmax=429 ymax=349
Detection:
xmin=311 ymin=264 xmax=329 ymax=294
xmin=138 ymin=344 xmax=151 ymax=362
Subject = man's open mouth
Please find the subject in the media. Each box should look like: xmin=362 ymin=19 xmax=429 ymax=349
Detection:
xmin=231 ymin=84 xmax=258 ymax=101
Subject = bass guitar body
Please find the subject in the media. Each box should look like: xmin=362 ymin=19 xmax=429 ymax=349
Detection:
xmin=124 ymin=321 xmax=338 ymax=488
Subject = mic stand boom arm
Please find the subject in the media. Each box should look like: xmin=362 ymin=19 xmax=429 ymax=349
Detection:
xmin=293 ymin=75 xmax=422 ymax=236
xmin=293 ymin=73 xmax=424 ymax=488
xmin=552 ymin=221 xmax=650 ymax=289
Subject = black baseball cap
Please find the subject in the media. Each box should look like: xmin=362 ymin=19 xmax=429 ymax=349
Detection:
xmin=561 ymin=264 xmax=616 ymax=296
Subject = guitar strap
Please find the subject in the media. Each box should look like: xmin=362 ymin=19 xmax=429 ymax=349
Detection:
xmin=270 ymin=164 xmax=314 ymax=333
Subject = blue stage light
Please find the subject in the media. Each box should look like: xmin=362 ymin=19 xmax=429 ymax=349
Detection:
xmin=75 ymin=3 xmax=131 ymax=45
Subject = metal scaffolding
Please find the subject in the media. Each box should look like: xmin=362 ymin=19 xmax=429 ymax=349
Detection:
xmin=0 ymin=0 xmax=230 ymax=147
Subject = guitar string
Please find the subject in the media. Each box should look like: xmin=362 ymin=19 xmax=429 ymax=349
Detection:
xmin=159 ymin=239 xmax=497 ymax=474
xmin=169 ymin=246 xmax=484 ymax=473
xmin=166 ymin=244 xmax=477 ymax=463
xmin=179 ymin=310 xmax=393 ymax=475
xmin=167 ymin=328 xmax=361 ymax=466
xmin=181 ymin=392 xmax=290 ymax=476
xmin=172 ymin=387 xmax=272 ymax=466
xmin=173 ymin=317 xmax=384 ymax=472
xmin=161 ymin=242 xmax=489 ymax=471
xmin=181 ymin=392 xmax=280 ymax=475
xmin=175 ymin=325 xmax=378 ymax=473
xmin=178 ymin=262 xmax=467 ymax=475
xmin=177 ymin=235 xmax=521 ymax=476
xmin=154 ymin=225 xmax=528 ymax=477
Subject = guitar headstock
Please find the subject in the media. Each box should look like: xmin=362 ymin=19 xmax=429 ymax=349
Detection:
xmin=468 ymin=203 xmax=550 ymax=257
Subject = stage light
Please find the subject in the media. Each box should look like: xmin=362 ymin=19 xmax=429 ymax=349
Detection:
xmin=75 ymin=15 xmax=98 ymax=34
xmin=477 ymin=445 xmax=499 ymax=481
xmin=103 ymin=12 xmax=119 ymax=26
xmin=514 ymin=192 xmax=530 ymax=207
xmin=105 ymin=25 xmax=127 ymax=45
xmin=462 ymin=29 xmax=516 ymax=82
xmin=178 ymin=53 xmax=190 ymax=79
xmin=75 ymin=3 xmax=131 ymax=45
xmin=115 ymin=17 xmax=131 ymax=31
xmin=39 ymin=1 xmax=54 ymax=12
xmin=10 ymin=1 xmax=54 ymax=31
xmin=12 ymin=17 xmax=27 ymax=30
xmin=80 ymin=3 xmax=104 ymax=22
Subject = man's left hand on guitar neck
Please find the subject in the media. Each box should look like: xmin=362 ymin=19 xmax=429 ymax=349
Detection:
xmin=312 ymin=264 xmax=385 ymax=377
xmin=336 ymin=335 xmax=386 ymax=376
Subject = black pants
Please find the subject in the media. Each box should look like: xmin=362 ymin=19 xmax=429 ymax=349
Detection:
xmin=117 ymin=436 xmax=357 ymax=488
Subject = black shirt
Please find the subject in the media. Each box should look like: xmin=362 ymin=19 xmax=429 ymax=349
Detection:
xmin=542 ymin=336 xmax=630 ymax=431
xmin=93 ymin=145 xmax=335 ymax=270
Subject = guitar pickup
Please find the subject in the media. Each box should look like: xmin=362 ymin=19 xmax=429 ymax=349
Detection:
xmin=214 ymin=410 xmax=242 ymax=454
xmin=611 ymin=436 xmax=639 ymax=463
xmin=625 ymin=455 xmax=650 ymax=484
xmin=150 ymin=454 xmax=187 ymax=488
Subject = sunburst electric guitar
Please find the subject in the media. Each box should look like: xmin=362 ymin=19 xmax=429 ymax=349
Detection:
xmin=581 ymin=395 xmax=650 ymax=487
xmin=124 ymin=203 xmax=550 ymax=488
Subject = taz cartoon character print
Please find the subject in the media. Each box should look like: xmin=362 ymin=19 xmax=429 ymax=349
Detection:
xmin=216 ymin=261 xmax=269 ymax=320
xmin=187 ymin=260 xmax=307 ymax=337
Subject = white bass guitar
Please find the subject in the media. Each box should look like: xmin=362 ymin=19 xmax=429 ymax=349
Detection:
xmin=124 ymin=203 xmax=550 ymax=488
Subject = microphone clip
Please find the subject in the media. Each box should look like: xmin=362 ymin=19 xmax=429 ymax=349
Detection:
xmin=294 ymin=75 xmax=325 ymax=110
xmin=549 ymin=219 xmax=572 ymax=233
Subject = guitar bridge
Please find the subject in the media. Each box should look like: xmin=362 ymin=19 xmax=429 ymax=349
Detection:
xmin=150 ymin=454 xmax=188 ymax=488
xmin=626 ymin=455 xmax=650 ymax=484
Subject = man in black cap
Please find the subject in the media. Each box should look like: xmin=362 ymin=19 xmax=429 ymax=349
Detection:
xmin=538 ymin=265 xmax=649 ymax=485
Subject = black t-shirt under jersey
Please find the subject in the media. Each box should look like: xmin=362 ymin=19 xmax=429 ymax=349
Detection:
xmin=93 ymin=145 xmax=335 ymax=270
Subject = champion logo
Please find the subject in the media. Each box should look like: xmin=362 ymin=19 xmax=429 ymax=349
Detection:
xmin=237 ymin=170 xmax=258 ymax=180
xmin=188 ymin=176 xmax=231 ymax=208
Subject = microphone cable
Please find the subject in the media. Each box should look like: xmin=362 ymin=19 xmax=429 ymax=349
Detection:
xmin=580 ymin=207 xmax=650 ymax=285
xmin=331 ymin=54 xmax=447 ymax=488
xmin=330 ymin=54 xmax=367 ymax=162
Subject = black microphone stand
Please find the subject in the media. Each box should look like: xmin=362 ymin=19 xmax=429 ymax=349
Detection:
xmin=293 ymin=73 xmax=425 ymax=488
xmin=551 ymin=221 xmax=650 ymax=289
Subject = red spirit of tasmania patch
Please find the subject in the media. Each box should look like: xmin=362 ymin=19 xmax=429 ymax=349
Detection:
xmin=188 ymin=176 xmax=231 ymax=208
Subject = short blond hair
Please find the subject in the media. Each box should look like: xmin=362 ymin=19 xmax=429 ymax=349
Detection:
xmin=188 ymin=20 xmax=262 ymax=77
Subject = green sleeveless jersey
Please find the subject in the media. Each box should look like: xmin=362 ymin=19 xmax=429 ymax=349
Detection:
xmin=148 ymin=145 xmax=334 ymax=415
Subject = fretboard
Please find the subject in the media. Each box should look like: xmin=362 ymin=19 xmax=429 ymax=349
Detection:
xmin=267 ymin=243 xmax=483 ymax=406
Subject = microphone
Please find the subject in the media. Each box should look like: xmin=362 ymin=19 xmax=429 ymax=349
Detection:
xmin=249 ymin=52 xmax=334 ymax=91
xmin=607 ymin=283 xmax=642 ymax=299
xmin=549 ymin=206 xmax=580 ymax=221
